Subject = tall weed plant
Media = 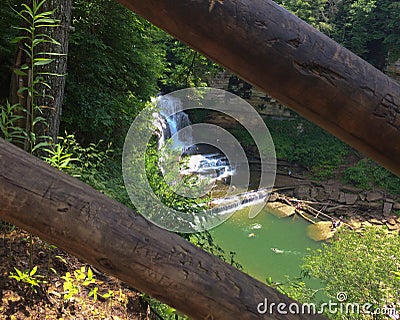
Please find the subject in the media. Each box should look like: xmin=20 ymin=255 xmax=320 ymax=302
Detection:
xmin=0 ymin=0 xmax=61 ymax=153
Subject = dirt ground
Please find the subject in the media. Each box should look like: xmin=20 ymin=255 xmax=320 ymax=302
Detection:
xmin=0 ymin=225 xmax=160 ymax=320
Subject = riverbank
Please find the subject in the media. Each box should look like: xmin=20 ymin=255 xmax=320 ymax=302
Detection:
xmin=267 ymin=165 xmax=400 ymax=238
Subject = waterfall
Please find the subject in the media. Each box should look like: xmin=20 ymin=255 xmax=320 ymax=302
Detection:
xmin=180 ymin=153 xmax=235 ymax=181
xmin=155 ymin=95 xmax=193 ymax=150
xmin=154 ymin=94 xmax=269 ymax=216
xmin=207 ymin=188 xmax=270 ymax=216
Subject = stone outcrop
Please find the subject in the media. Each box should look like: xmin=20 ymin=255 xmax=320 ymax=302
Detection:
xmin=272 ymin=174 xmax=400 ymax=234
xmin=266 ymin=201 xmax=296 ymax=218
xmin=210 ymin=70 xmax=293 ymax=118
xmin=386 ymin=58 xmax=400 ymax=82
xmin=366 ymin=191 xmax=383 ymax=202
xmin=307 ymin=222 xmax=335 ymax=241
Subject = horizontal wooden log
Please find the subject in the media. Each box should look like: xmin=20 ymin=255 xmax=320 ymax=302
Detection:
xmin=117 ymin=0 xmax=400 ymax=177
xmin=0 ymin=139 xmax=327 ymax=319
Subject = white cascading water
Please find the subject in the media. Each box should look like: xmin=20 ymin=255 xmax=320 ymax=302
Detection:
xmin=155 ymin=95 xmax=193 ymax=150
xmin=155 ymin=95 xmax=269 ymax=215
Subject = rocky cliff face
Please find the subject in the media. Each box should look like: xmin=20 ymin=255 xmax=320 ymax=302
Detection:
xmin=386 ymin=58 xmax=400 ymax=82
xmin=209 ymin=70 xmax=293 ymax=119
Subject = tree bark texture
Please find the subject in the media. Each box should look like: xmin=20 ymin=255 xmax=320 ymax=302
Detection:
xmin=0 ymin=139 xmax=327 ymax=320
xmin=37 ymin=0 xmax=72 ymax=143
xmin=9 ymin=0 xmax=72 ymax=146
xmin=117 ymin=0 xmax=400 ymax=177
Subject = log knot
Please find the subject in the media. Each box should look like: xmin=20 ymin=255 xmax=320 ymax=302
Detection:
xmin=374 ymin=94 xmax=400 ymax=130
xmin=98 ymin=258 xmax=114 ymax=270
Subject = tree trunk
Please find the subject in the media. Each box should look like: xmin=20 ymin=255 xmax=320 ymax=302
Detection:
xmin=9 ymin=0 xmax=72 ymax=147
xmin=37 ymin=0 xmax=72 ymax=143
xmin=0 ymin=138 xmax=328 ymax=320
xmin=116 ymin=0 xmax=400 ymax=177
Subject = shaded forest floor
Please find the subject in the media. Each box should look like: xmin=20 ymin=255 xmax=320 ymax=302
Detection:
xmin=0 ymin=226 xmax=160 ymax=320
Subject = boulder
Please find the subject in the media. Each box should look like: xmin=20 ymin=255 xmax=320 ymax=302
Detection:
xmin=386 ymin=223 xmax=400 ymax=231
xmin=316 ymin=188 xmax=330 ymax=201
xmin=306 ymin=221 xmax=335 ymax=241
xmin=366 ymin=191 xmax=383 ymax=202
xmin=269 ymin=193 xmax=279 ymax=202
xmin=383 ymin=202 xmax=393 ymax=217
xmin=310 ymin=187 xmax=318 ymax=199
xmin=347 ymin=218 xmax=362 ymax=229
xmin=341 ymin=186 xmax=363 ymax=193
xmin=369 ymin=218 xmax=384 ymax=225
xmin=328 ymin=189 xmax=340 ymax=202
xmin=266 ymin=202 xmax=296 ymax=218
xmin=295 ymin=185 xmax=310 ymax=199
xmin=393 ymin=202 xmax=400 ymax=210
xmin=345 ymin=193 xmax=358 ymax=205
xmin=362 ymin=221 xmax=373 ymax=227
xmin=338 ymin=192 xmax=346 ymax=204
xmin=324 ymin=181 xmax=339 ymax=202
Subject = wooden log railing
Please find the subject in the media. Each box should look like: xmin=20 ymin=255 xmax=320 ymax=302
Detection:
xmin=117 ymin=0 xmax=400 ymax=177
xmin=0 ymin=139 xmax=327 ymax=319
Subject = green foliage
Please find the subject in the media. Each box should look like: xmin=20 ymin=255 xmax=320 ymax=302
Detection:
xmin=229 ymin=126 xmax=255 ymax=148
xmin=332 ymin=0 xmax=400 ymax=68
xmin=9 ymin=266 xmax=44 ymax=294
xmin=141 ymin=294 xmax=189 ymax=320
xmin=188 ymin=231 xmax=243 ymax=270
xmin=145 ymin=137 xmax=209 ymax=213
xmin=63 ymin=0 xmax=165 ymax=144
xmin=275 ymin=0 xmax=332 ymax=32
xmin=45 ymin=133 xmax=111 ymax=176
xmin=160 ymin=38 xmax=221 ymax=92
xmin=43 ymin=143 xmax=79 ymax=171
xmin=277 ymin=0 xmax=400 ymax=68
xmin=384 ymin=2 xmax=400 ymax=62
xmin=344 ymin=158 xmax=400 ymax=195
xmin=302 ymin=227 xmax=400 ymax=319
xmin=43 ymin=133 xmax=131 ymax=205
xmin=265 ymin=274 xmax=320 ymax=303
xmin=0 ymin=100 xmax=26 ymax=143
xmin=61 ymin=266 xmax=113 ymax=301
xmin=264 ymin=117 xmax=349 ymax=178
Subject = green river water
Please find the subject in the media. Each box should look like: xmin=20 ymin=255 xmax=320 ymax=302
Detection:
xmin=210 ymin=206 xmax=322 ymax=283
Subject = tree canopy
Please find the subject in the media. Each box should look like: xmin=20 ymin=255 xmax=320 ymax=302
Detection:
xmin=61 ymin=0 xmax=166 ymax=144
